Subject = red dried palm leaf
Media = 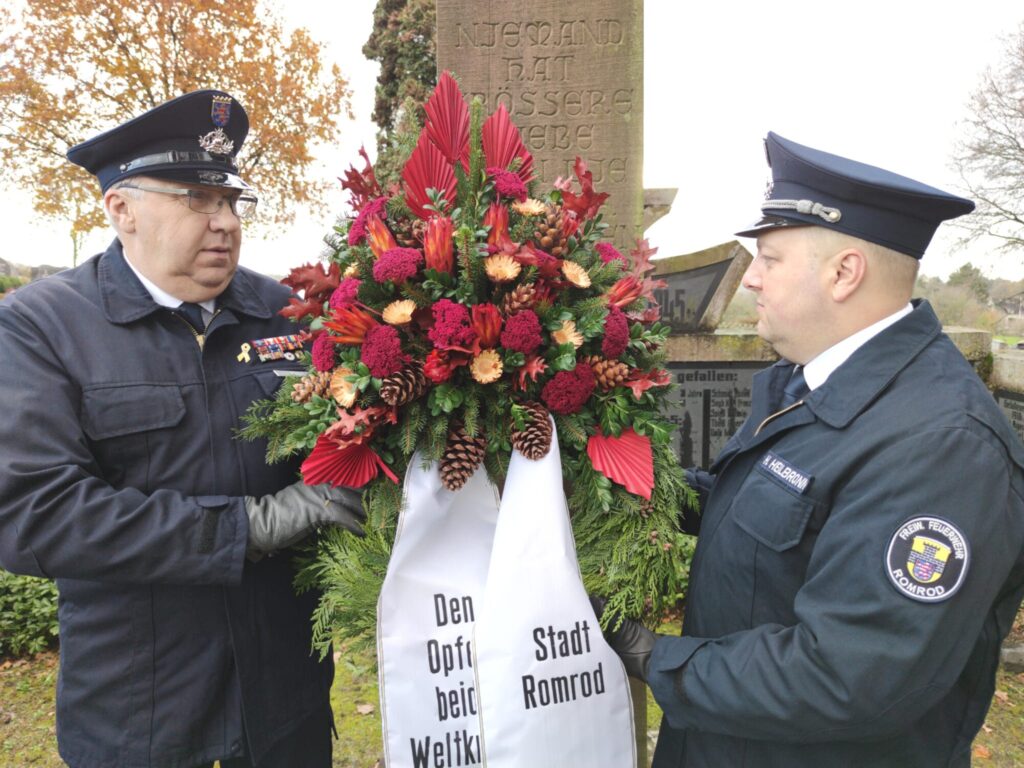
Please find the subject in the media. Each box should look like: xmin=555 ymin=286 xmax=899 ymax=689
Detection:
xmin=424 ymin=71 xmax=470 ymax=164
xmin=586 ymin=427 xmax=654 ymax=500
xmin=302 ymin=435 xmax=398 ymax=488
xmin=402 ymin=132 xmax=457 ymax=220
xmin=480 ymin=103 xmax=534 ymax=184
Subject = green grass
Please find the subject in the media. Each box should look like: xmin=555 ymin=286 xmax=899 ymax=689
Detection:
xmin=2 ymin=649 xmax=1023 ymax=767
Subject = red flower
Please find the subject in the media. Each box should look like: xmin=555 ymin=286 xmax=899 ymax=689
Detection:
xmin=601 ymin=306 xmax=630 ymax=358
xmin=329 ymin=278 xmax=361 ymax=309
xmin=596 ymin=242 xmax=627 ymax=266
xmin=513 ymin=244 xmax=562 ymax=280
xmin=500 ymin=310 xmax=543 ymax=354
xmin=471 ymin=303 xmax=502 ymax=349
xmin=428 ymin=299 xmax=476 ymax=351
xmin=373 ymin=247 xmax=423 ymax=283
xmin=541 ymin=363 xmax=596 ymax=415
xmin=424 ymin=349 xmax=455 ymax=383
xmin=605 ymin=275 xmax=644 ymax=309
xmin=424 ymin=216 xmax=454 ymax=273
xmin=488 ymin=167 xmax=528 ymax=202
xmin=484 ymin=202 xmax=513 ymax=249
xmin=361 ymin=325 xmax=407 ymax=377
xmin=561 ymin=157 xmax=610 ymax=221
xmin=311 ymin=333 xmax=335 ymax=372
xmin=348 ymin=196 xmax=389 ymax=246
xmin=365 ymin=214 xmax=398 ymax=258
xmin=323 ymin=305 xmax=378 ymax=345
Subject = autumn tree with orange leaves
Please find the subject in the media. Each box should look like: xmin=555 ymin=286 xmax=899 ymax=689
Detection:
xmin=0 ymin=0 xmax=352 ymax=265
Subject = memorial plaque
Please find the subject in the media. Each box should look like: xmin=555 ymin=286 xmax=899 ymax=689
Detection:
xmin=995 ymin=389 xmax=1024 ymax=445
xmin=436 ymin=1 xmax=644 ymax=251
xmin=653 ymin=242 xmax=752 ymax=333
xmin=665 ymin=361 xmax=768 ymax=467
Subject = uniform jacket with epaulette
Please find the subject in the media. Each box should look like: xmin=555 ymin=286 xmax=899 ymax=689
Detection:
xmin=0 ymin=241 xmax=330 ymax=768
xmin=650 ymin=301 xmax=1024 ymax=768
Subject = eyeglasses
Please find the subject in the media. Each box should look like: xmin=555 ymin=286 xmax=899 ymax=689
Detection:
xmin=120 ymin=184 xmax=259 ymax=219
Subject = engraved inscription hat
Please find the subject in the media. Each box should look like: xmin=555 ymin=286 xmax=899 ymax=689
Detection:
xmin=735 ymin=131 xmax=974 ymax=259
xmin=67 ymin=90 xmax=250 ymax=192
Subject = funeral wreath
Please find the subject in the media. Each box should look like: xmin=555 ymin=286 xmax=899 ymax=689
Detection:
xmin=240 ymin=72 xmax=692 ymax=654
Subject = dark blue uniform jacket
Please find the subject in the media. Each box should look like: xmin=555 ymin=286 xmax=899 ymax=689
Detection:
xmin=0 ymin=241 xmax=331 ymax=768
xmin=651 ymin=301 xmax=1024 ymax=768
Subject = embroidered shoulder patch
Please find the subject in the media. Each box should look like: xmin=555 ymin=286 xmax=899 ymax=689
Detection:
xmin=885 ymin=516 xmax=969 ymax=603
xmin=757 ymin=451 xmax=812 ymax=494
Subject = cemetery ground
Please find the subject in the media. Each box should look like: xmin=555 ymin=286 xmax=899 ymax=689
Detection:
xmin=2 ymin=615 xmax=1024 ymax=767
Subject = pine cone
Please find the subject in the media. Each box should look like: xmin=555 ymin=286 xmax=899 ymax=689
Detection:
xmin=588 ymin=355 xmax=630 ymax=390
xmin=440 ymin=428 xmax=487 ymax=491
xmin=511 ymin=401 xmax=552 ymax=460
xmin=533 ymin=203 xmax=569 ymax=257
xmin=501 ymin=283 xmax=537 ymax=315
xmin=379 ymin=361 xmax=428 ymax=407
xmin=393 ymin=217 xmax=427 ymax=248
xmin=290 ymin=371 xmax=333 ymax=403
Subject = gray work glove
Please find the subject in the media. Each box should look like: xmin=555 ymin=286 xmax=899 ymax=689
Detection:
xmin=244 ymin=481 xmax=365 ymax=557
xmin=590 ymin=597 xmax=656 ymax=681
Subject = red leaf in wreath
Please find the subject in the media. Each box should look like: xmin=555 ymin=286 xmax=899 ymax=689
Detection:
xmin=424 ymin=70 xmax=470 ymax=164
xmin=402 ymin=132 xmax=457 ymax=220
xmin=477 ymin=102 xmax=534 ymax=184
xmin=586 ymin=427 xmax=654 ymax=499
xmin=302 ymin=435 xmax=398 ymax=488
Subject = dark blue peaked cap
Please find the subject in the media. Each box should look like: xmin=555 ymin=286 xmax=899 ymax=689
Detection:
xmin=67 ymin=90 xmax=250 ymax=192
xmin=735 ymin=132 xmax=974 ymax=259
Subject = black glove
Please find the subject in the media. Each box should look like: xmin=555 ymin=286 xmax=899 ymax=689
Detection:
xmin=590 ymin=597 xmax=656 ymax=682
xmin=244 ymin=481 xmax=365 ymax=557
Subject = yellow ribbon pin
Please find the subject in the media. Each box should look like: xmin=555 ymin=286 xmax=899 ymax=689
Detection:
xmin=237 ymin=342 xmax=251 ymax=363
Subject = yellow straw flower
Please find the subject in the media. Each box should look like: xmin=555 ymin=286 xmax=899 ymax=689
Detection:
xmin=512 ymin=198 xmax=546 ymax=216
xmin=329 ymin=366 xmax=358 ymax=408
xmin=470 ymin=349 xmax=503 ymax=384
xmin=551 ymin=319 xmax=584 ymax=349
xmin=382 ymin=299 xmax=416 ymax=325
xmin=485 ymin=253 xmax=521 ymax=283
xmin=561 ymin=261 xmax=591 ymax=288
xmin=342 ymin=262 xmax=360 ymax=278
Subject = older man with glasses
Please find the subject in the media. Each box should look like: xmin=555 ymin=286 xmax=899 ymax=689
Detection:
xmin=0 ymin=90 xmax=364 ymax=768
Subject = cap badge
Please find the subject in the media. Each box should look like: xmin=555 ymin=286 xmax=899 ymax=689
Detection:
xmin=763 ymin=178 xmax=774 ymax=200
xmin=198 ymin=127 xmax=235 ymax=157
xmin=211 ymin=95 xmax=232 ymax=127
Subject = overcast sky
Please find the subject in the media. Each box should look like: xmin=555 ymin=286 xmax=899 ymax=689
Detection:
xmin=7 ymin=1 xmax=1024 ymax=280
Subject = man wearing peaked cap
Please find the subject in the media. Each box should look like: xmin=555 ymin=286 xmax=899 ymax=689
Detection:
xmin=0 ymin=91 xmax=365 ymax=767
xmin=600 ymin=133 xmax=1024 ymax=767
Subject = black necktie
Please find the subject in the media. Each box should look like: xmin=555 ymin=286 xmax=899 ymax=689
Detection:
xmin=781 ymin=366 xmax=809 ymax=409
xmin=175 ymin=302 xmax=207 ymax=333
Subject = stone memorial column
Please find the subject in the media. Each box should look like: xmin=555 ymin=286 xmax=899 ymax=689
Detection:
xmin=436 ymin=1 xmax=644 ymax=252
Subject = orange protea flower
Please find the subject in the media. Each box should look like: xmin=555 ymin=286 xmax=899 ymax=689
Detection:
xmin=330 ymin=366 xmax=358 ymax=408
xmin=485 ymin=253 xmax=521 ymax=283
xmin=483 ymin=202 xmax=512 ymax=249
xmin=561 ymin=261 xmax=591 ymax=288
xmin=382 ymin=299 xmax=416 ymax=325
xmin=512 ymin=198 xmax=546 ymax=216
xmin=605 ymin=275 xmax=644 ymax=309
xmin=470 ymin=349 xmax=503 ymax=384
xmin=423 ymin=215 xmax=454 ymax=273
xmin=323 ymin=304 xmax=378 ymax=345
xmin=365 ymin=214 xmax=398 ymax=258
xmin=471 ymin=303 xmax=502 ymax=348
xmin=551 ymin=319 xmax=584 ymax=349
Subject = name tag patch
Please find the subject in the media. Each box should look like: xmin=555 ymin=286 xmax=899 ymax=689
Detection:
xmin=885 ymin=516 xmax=969 ymax=603
xmin=757 ymin=451 xmax=812 ymax=494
